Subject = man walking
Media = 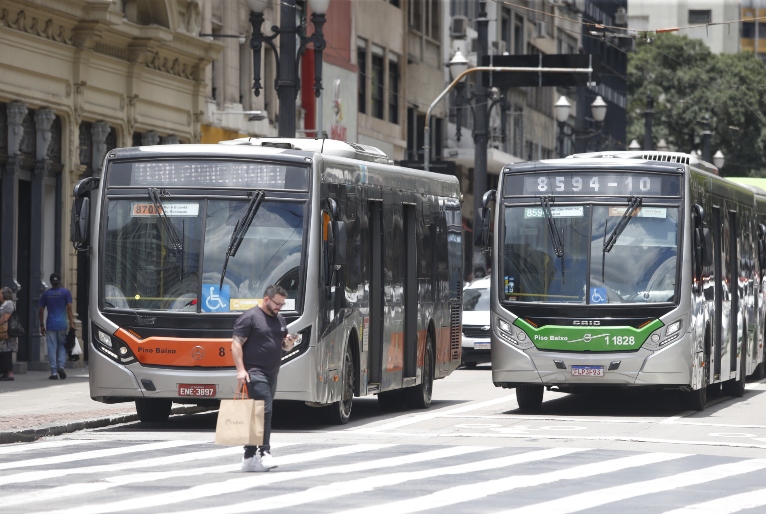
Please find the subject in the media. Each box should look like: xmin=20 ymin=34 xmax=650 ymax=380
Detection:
xmin=231 ymin=285 xmax=295 ymax=472
xmin=39 ymin=273 xmax=75 ymax=380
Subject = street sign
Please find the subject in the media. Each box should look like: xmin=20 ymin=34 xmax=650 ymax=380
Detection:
xmin=480 ymin=54 xmax=601 ymax=88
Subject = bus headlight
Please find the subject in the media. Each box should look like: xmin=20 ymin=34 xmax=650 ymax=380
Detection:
xmin=658 ymin=320 xmax=683 ymax=347
xmin=92 ymin=324 xmax=137 ymax=365
xmin=666 ymin=320 xmax=682 ymax=337
xmin=496 ymin=316 xmax=533 ymax=349
xmin=282 ymin=326 xmax=311 ymax=363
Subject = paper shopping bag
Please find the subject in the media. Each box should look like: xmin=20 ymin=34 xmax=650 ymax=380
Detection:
xmin=215 ymin=388 xmax=264 ymax=446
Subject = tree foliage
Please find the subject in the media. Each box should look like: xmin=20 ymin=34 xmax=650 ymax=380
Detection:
xmin=628 ymin=34 xmax=766 ymax=176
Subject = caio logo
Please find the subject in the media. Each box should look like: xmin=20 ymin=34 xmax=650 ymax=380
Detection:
xmin=573 ymin=320 xmax=601 ymax=326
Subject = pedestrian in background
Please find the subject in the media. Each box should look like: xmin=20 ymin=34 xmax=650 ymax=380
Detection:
xmin=231 ymin=284 xmax=295 ymax=472
xmin=0 ymin=287 xmax=17 ymax=381
xmin=39 ymin=273 xmax=75 ymax=380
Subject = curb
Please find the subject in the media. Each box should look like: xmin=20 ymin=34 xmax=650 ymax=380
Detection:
xmin=0 ymin=405 xmax=216 ymax=445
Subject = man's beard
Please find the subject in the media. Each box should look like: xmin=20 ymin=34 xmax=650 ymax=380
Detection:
xmin=265 ymin=303 xmax=277 ymax=316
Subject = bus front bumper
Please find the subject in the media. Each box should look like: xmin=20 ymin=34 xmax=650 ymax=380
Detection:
xmin=491 ymin=333 xmax=692 ymax=388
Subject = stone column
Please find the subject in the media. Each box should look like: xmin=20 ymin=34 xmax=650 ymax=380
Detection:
xmin=91 ymin=121 xmax=110 ymax=175
xmin=28 ymin=108 xmax=56 ymax=364
xmin=2 ymin=101 xmax=26 ymax=293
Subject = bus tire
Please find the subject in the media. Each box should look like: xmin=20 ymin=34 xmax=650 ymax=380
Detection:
xmin=723 ymin=333 xmax=747 ymax=398
xmin=687 ymin=335 xmax=710 ymax=411
xmin=516 ymin=385 xmax=544 ymax=411
xmin=326 ymin=342 xmax=354 ymax=425
xmin=405 ymin=335 xmax=435 ymax=409
xmin=135 ymin=398 xmax=172 ymax=423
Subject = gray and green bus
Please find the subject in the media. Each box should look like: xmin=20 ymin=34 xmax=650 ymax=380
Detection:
xmin=476 ymin=151 xmax=766 ymax=410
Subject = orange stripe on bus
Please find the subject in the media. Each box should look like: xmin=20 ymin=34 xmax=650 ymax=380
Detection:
xmin=115 ymin=328 xmax=235 ymax=367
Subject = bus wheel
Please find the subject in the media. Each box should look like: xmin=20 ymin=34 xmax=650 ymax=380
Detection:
xmin=723 ymin=346 xmax=747 ymax=398
xmin=754 ymin=362 xmax=765 ymax=381
xmin=515 ymin=385 xmax=544 ymax=411
xmin=686 ymin=345 xmax=709 ymax=411
xmin=135 ymin=398 xmax=171 ymax=423
xmin=326 ymin=343 xmax=354 ymax=425
xmin=405 ymin=336 xmax=434 ymax=409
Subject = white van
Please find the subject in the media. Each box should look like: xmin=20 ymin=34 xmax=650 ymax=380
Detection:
xmin=461 ymin=277 xmax=492 ymax=368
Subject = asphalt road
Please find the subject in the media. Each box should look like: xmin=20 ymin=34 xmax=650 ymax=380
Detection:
xmin=4 ymin=366 xmax=766 ymax=513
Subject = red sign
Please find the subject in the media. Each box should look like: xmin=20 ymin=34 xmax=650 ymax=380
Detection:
xmin=330 ymin=124 xmax=347 ymax=141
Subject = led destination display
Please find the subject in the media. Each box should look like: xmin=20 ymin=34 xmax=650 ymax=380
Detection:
xmin=505 ymin=172 xmax=681 ymax=197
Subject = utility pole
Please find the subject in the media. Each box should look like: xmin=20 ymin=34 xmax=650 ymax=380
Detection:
xmin=473 ymin=0 xmax=489 ymax=276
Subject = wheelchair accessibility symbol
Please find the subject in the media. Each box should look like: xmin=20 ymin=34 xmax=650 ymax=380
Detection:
xmin=202 ymin=284 xmax=230 ymax=312
xmin=590 ymin=287 xmax=607 ymax=304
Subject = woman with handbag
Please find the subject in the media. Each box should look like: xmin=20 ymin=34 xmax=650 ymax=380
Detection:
xmin=0 ymin=287 xmax=17 ymax=381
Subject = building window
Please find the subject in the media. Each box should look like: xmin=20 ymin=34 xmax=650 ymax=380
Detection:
xmin=371 ymin=45 xmax=385 ymax=119
xmin=388 ymin=53 xmax=399 ymax=124
xmin=357 ymin=38 xmax=367 ymax=115
xmin=429 ymin=0 xmax=439 ymax=39
xmin=514 ymin=14 xmax=524 ymax=54
xmin=410 ymin=0 xmax=423 ymax=30
xmin=688 ymin=10 xmax=711 ymax=24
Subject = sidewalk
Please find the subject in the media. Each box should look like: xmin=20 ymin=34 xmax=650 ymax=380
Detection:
xmin=0 ymin=367 xmax=209 ymax=444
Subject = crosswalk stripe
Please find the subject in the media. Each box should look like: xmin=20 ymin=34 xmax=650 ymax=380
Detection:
xmin=351 ymin=395 xmax=516 ymax=433
xmin=662 ymin=487 xmax=766 ymax=514
xmin=0 ymin=440 xmax=197 ymax=471
xmin=175 ymin=447 xmax=588 ymax=513
xmin=41 ymin=445 xmax=487 ymax=514
xmin=337 ymin=452 xmax=689 ymax=514
xmin=0 ymin=442 xmax=298 ymax=488
xmin=0 ymin=439 xmax=94 ymax=455
xmin=0 ymin=443 xmax=367 ymax=509
xmin=497 ymin=458 xmax=766 ymax=514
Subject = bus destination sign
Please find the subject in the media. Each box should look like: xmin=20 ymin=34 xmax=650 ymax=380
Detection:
xmin=505 ymin=172 xmax=681 ymax=197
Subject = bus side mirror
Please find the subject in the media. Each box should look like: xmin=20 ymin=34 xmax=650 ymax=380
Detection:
xmin=70 ymin=197 xmax=90 ymax=245
xmin=700 ymin=227 xmax=713 ymax=267
xmin=332 ymin=220 xmax=347 ymax=266
xmin=474 ymin=207 xmax=491 ymax=250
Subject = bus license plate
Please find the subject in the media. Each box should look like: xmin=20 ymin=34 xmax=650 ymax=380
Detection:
xmin=474 ymin=342 xmax=491 ymax=350
xmin=571 ymin=365 xmax=604 ymax=377
xmin=178 ymin=384 xmax=217 ymax=397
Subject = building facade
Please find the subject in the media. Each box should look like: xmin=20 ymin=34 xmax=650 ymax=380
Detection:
xmin=0 ymin=0 xmax=220 ymax=369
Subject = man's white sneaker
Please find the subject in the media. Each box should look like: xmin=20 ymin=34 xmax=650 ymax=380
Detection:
xmin=259 ymin=451 xmax=277 ymax=470
xmin=241 ymin=455 xmax=268 ymax=472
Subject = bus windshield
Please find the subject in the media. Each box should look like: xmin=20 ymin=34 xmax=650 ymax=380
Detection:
xmin=103 ymin=198 xmax=305 ymax=313
xmin=501 ymin=204 xmax=678 ymax=304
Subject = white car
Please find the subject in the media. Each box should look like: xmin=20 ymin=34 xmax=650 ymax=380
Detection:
xmin=461 ymin=277 xmax=492 ymax=368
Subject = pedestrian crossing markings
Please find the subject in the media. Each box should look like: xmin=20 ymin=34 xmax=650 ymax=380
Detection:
xmin=1 ymin=440 xmax=766 ymax=514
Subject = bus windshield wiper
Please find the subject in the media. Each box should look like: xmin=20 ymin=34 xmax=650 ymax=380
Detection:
xmin=602 ymin=196 xmax=642 ymax=282
xmin=540 ymin=196 xmax=565 ymax=281
xmin=220 ymin=190 xmax=265 ymax=289
xmin=148 ymin=188 xmax=183 ymax=251
xmin=603 ymin=196 xmax=642 ymax=253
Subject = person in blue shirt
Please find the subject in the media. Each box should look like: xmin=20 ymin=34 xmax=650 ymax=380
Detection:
xmin=38 ymin=273 xmax=75 ymax=380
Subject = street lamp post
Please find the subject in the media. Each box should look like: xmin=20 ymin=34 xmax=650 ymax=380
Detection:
xmin=555 ymin=96 xmax=574 ymax=158
xmin=247 ymin=0 xmax=329 ymax=137
xmin=701 ymin=114 xmax=712 ymax=163
xmin=555 ymin=95 xmax=607 ymax=156
xmin=473 ymin=0 xmax=490 ymax=271
xmin=713 ymin=150 xmax=725 ymax=174
xmin=644 ymin=92 xmax=654 ymax=151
